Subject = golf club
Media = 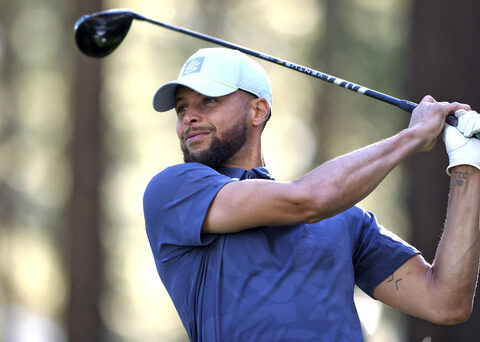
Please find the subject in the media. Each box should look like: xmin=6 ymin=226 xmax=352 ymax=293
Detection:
xmin=74 ymin=8 xmax=475 ymax=137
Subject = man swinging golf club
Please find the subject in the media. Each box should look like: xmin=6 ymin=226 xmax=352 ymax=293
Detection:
xmin=143 ymin=47 xmax=480 ymax=341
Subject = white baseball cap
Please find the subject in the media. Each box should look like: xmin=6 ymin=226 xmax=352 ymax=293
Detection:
xmin=152 ymin=47 xmax=273 ymax=112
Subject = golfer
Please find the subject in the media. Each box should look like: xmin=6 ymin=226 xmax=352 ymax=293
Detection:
xmin=143 ymin=48 xmax=480 ymax=341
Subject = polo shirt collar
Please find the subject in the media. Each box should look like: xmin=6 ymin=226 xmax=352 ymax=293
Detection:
xmin=217 ymin=166 xmax=275 ymax=181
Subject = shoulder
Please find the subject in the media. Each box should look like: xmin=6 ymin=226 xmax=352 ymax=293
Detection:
xmin=149 ymin=162 xmax=217 ymax=182
xmin=145 ymin=163 xmax=224 ymax=191
xmin=306 ymin=206 xmax=373 ymax=242
xmin=334 ymin=205 xmax=373 ymax=227
xmin=143 ymin=162 xmax=234 ymax=210
xmin=329 ymin=206 xmax=382 ymax=247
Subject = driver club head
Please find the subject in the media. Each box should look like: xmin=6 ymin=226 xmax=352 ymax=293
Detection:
xmin=74 ymin=9 xmax=142 ymax=58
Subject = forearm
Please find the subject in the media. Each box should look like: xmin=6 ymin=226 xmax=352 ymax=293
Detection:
xmin=294 ymin=128 xmax=423 ymax=221
xmin=204 ymin=97 xmax=465 ymax=234
xmin=429 ymin=165 xmax=480 ymax=318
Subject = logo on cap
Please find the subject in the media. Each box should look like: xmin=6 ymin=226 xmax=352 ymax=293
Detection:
xmin=182 ymin=57 xmax=205 ymax=76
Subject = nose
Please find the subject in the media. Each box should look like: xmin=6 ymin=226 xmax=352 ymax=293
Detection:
xmin=182 ymin=106 xmax=202 ymax=125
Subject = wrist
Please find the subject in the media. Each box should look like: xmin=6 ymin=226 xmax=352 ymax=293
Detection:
xmin=448 ymin=164 xmax=480 ymax=176
xmin=400 ymin=127 xmax=428 ymax=155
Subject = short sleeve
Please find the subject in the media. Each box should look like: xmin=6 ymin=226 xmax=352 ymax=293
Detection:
xmin=143 ymin=162 xmax=234 ymax=262
xmin=352 ymin=209 xmax=420 ymax=298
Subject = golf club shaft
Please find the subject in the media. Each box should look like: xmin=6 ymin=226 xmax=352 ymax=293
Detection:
xmin=136 ymin=14 xmax=419 ymax=114
xmin=138 ymin=14 xmax=475 ymax=136
xmin=79 ymin=10 xmax=473 ymax=137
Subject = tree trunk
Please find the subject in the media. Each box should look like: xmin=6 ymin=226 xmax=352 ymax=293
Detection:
xmin=68 ymin=0 xmax=103 ymax=341
xmin=406 ymin=2 xmax=480 ymax=341
xmin=310 ymin=0 xmax=345 ymax=163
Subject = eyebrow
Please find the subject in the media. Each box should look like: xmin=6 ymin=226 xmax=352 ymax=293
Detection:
xmin=174 ymin=97 xmax=185 ymax=106
xmin=175 ymin=92 xmax=211 ymax=105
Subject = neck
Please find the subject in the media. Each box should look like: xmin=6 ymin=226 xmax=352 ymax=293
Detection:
xmin=222 ymin=138 xmax=264 ymax=170
xmin=222 ymin=152 xmax=264 ymax=170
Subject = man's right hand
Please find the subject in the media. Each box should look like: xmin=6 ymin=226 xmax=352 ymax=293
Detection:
xmin=408 ymin=95 xmax=470 ymax=153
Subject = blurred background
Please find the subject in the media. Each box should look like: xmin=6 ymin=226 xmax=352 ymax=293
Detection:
xmin=1 ymin=0 xmax=480 ymax=341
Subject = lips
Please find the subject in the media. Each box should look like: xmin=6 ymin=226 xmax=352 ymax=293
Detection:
xmin=184 ymin=129 xmax=212 ymax=143
xmin=187 ymin=132 xmax=209 ymax=142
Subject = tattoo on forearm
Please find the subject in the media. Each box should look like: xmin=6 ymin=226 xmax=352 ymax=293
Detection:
xmin=387 ymin=274 xmax=402 ymax=291
xmin=454 ymin=171 xmax=469 ymax=187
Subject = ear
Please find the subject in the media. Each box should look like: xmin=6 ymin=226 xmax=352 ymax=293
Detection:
xmin=250 ymin=98 xmax=270 ymax=128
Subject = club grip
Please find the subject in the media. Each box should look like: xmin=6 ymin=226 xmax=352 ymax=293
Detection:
xmin=446 ymin=115 xmax=480 ymax=139
xmin=398 ymin=101 xmax=480 ymax=140
xmin=446 ymin=115 xmax=458 ymax=127
xmin=397 ymin=100 xmax=418 ymax=113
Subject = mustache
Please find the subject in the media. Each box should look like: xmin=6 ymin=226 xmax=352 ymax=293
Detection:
xmin=182 ymin=125 xmax=216 ymax=141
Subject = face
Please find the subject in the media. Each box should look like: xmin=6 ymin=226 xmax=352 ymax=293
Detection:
xmin=175 ymin=86 xmax=254 ymax=169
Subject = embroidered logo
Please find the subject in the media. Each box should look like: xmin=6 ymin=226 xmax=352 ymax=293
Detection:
xmin=182 ymin=57 xmax=205 ymax=76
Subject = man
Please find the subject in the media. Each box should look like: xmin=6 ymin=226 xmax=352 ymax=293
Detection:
xmin=143 ymin=47 xmax=480 ymax=341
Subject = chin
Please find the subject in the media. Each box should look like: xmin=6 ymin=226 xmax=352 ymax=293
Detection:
xmin=183 ymin=145 xmax=211 ymax=162
xmin=186 ymin=142 xmax=211 ymax=155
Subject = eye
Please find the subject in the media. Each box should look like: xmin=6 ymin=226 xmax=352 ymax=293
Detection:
xmin=176 ymin=104 xmax=187 ymax=115
xmin=203 ymin=97 xmax=217 ymax=104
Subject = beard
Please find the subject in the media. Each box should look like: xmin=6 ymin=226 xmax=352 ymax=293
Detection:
xmin=181 ymin=115 xmax=248 ymax=170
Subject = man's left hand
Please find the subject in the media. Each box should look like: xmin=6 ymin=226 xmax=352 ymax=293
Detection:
xmin=454 ymin=109 xmax=480 ymax=137
xmin=443 ymin=123 xmax=480 ymax=175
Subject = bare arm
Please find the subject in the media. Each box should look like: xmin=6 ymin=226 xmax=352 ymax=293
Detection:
xmin=203 ymin=96 xmax=468 ymax=233
xmin=374 ymin=165 xmax=480 ymax=324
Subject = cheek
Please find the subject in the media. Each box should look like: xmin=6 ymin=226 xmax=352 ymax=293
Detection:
xmin=176 ymin=119 xmax=183 ymax=139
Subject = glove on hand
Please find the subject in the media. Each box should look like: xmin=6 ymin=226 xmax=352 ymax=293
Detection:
xmin=454 ymin=109 xmax=480 ymax=137
xmin=443 ymin=123 xmax=480 ymax=175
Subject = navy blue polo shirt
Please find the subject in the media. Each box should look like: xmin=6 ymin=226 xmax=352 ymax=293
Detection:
xmin=143 ymin=162 xmax=418 ymax=341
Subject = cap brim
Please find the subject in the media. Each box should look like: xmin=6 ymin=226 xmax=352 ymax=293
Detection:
xmin=152 ymin=77 xmax=238 ymax=112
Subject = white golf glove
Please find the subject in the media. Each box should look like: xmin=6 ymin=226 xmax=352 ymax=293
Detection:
xmin=443 ymin=123 xmax=480 ymax=175
xmin=454 ymin=109 xmax=480 ymax=137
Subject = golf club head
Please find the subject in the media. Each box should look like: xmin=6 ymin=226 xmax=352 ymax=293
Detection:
xmin=74 ymin=9 xmax=142 ymax=58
